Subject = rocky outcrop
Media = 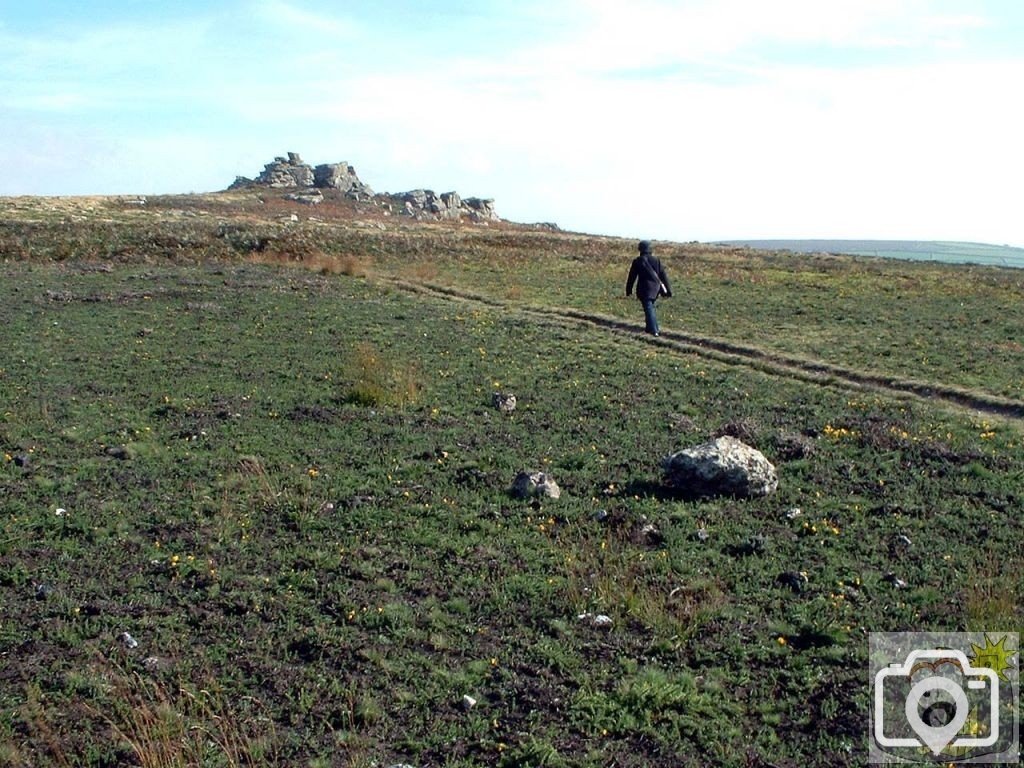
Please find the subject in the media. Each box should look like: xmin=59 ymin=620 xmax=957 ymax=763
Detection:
xmin=259 ymin=153 xmax=316 ymax=188
xmin=463 ymin=197 xmax=499 ymax=221
xmin=228 ymin=152 xmax=499 ymax=221
xmin=230 ymin=153 xmax=373 ymax=197
xmin=662 ymin=436 xmax=778 ymax=498
xmin=313 ymin=161 xmax=374 ymax=198
xmin=389 ymin=189 xmax=500 ymax=222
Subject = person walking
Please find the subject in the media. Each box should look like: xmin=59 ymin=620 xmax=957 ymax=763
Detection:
xmin=626 ymin=240 xmax=672 ymax=336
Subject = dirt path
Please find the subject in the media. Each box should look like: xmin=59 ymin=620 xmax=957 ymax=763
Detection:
xmin=389 ymin=277 xmax=1024 ymax=424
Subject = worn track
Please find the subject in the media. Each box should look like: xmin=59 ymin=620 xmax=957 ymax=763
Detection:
xmin=389 ymin=277 xmax=1024 ymax=424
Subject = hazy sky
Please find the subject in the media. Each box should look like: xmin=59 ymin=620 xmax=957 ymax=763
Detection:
xmin=2 ymin=1 xmax=1023 ymax=245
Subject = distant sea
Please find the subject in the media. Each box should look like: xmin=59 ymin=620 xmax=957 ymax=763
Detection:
xmin=716 ymin=240 xmax=1024 ymax=269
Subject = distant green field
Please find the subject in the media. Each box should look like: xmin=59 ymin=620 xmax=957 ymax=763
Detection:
xmin=719 ymin=239 xmax=1024 ymax=268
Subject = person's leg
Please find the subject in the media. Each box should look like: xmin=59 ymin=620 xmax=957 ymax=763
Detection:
xmin=642 ymin=299 xmax=660 ymax=335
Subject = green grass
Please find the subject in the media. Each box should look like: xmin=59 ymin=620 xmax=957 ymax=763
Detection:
xmin=1 ymin=195 xmax=1022 ymax=766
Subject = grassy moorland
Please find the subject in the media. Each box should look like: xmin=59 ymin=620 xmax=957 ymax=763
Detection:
xmin=0 ymin=191 xmax=1022 ymax=767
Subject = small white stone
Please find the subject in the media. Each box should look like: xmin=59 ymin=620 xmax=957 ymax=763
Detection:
xmin=577 ymin=612 xmax=613 ymax=629
xmin=461 ymin=694 xmax=477 ymax=710
xmin=120 ymin=632 xmax=139 ymax=649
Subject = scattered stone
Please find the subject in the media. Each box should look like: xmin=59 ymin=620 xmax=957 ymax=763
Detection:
xmin=593 ymin=509 xmax=609 ymax=523
xmin=120 ymin=631 xmax=139 ymax=650
xmin=55 ymin=507 xmax=67 ymax=517
xmin=34 ymin=583 xmax=54 ymax=601
xmin=511 ymin=471 xmax=561 ymax=500
xmin=105 ymin=445 xmax=130 ymax=460
xmin=461 ymin=694 xmax=477 ymax=710
xmin=492 ymin=392 xmax=517 ymax=414
xmin=142 ymin=656 xmax=162 ymax=672
xmin=784 ymin=507 xmax=803 ymax=520
xmin=777 ymin=571 xmax=809 ymax=594
xmin=662 ymin=436 xmax=778 ymax=498
xmin=883 ymin=572 xmax=908 ymax=589
xmin=693 ymin=527 xmax=710 ymax=543
xmin=638 ymin=520 xmax=664 ymax=546
xmin=889 ymin=534 xmax=913 ymax=554
xmin=284 ymin=190 xmax=324 ymax=205
xmin=578 ymin=612 xmax=613 ymax=629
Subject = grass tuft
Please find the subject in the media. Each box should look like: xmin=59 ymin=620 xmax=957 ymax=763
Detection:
xmin=342 ymin=341 xmax=423 ymax=407
xmin=93 ymin=665 xmax=277 ymax=768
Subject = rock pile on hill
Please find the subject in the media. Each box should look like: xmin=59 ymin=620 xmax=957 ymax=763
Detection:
xmin=229 ymin=151 xmax=500 ymax=222
xmin=230 ymin=152 xmax=375 ymax=198
xmin=391 ymin=189 xmax=499 ymax=222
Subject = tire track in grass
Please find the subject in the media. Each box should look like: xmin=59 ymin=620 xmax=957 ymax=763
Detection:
xmin=388 ymin=278 xmax=1024 ymax=424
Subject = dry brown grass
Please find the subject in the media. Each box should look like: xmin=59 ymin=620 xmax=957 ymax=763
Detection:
xmin=398 ymin=260 xmax=440 ymax=282
xmin=247 ymin=249 xmax=372 ymax=277
xmin=13 ymin=662 xmax=276 ymax=768
xmin=96 ymin=666 xmax=276 ymax=768
xmin=963 ymin=549 xmax=1022 ymax=631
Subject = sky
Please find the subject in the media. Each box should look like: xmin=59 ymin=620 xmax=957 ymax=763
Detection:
xmin=2 ymin=0 xmax=1023 ymax=246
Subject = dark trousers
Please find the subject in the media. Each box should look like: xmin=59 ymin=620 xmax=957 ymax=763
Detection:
xmin=641 ymin=299 xmax=659 ymax=335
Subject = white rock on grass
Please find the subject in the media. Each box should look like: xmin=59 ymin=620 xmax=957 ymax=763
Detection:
xmin=577 ymin=612 xmax=613 ymax=630
xmin=662 ymin=435 xmax=778 ymax=498
xmin=492 ymin=392 xmax=517 ymax=414
xmin=511 ymin=471 xmax=561 ymax=500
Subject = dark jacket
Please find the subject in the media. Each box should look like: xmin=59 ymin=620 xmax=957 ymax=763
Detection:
xmin=626 ymin=255 xmax=672 ymax=301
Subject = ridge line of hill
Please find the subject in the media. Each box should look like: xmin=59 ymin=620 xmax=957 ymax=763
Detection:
xmin=387 ymin=277 xmax=1024 ymax=425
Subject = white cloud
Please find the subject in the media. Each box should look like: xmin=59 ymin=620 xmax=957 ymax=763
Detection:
xmin=252 ymin=0 xmax=360 ymax=38
xmin=518 ymin=0 xmax=990 ymax=76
